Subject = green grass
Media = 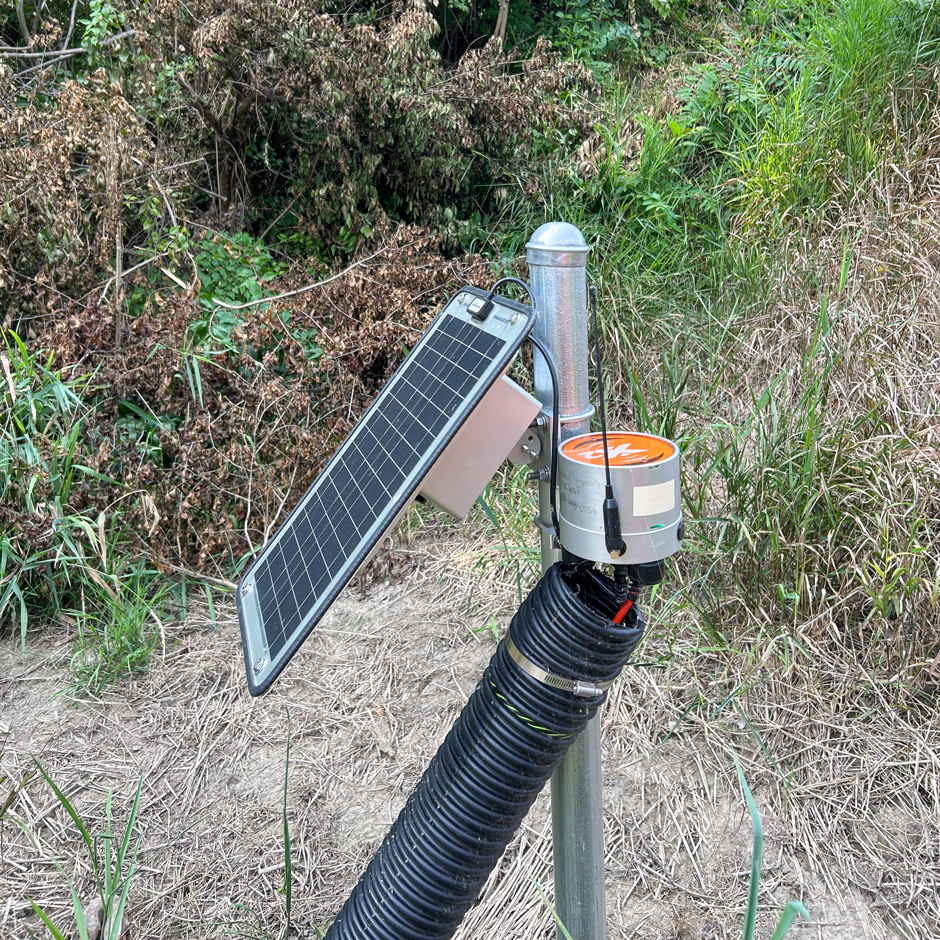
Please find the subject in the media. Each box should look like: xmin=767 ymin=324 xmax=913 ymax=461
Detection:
xmin=487 ymin=0 xmax=940 ymax=674
xmin=734 ymin=754 xmax=811 ymax=939
xmin=0 ymin=330 xmax=105 ymax=642
xmin=740 ymin=0 xmax=940 ymax=230
xmin=67 ymin=558 xmax=172 ymax=693
xmin=1 ymin=328 xmax=177 ymax=689
xmin=29 ymin=762 xmax=143 ymax=940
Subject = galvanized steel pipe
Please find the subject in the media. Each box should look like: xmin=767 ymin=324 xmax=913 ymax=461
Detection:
xmin=526 ymin=222 xmax=607 ymax=940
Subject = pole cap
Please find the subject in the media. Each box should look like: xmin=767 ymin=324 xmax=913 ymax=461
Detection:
xmin=526 ymin=222 xmax=589 ymax=268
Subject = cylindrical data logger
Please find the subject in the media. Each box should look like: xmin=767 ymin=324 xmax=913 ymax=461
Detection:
xmin=557 ymin=432 xmax=682 ymax=566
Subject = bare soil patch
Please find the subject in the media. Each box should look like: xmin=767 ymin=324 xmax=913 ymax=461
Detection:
xmin=1 ymin=537 xmax=937 ymax=940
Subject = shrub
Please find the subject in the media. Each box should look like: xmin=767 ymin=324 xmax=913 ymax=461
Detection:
xmin=136 ymin=0 xmax=595 ymax=247
xmin=0 ymin=69 xmax=155 ymax=320
xmin=0 ymin=0 xmax=596 ymax=314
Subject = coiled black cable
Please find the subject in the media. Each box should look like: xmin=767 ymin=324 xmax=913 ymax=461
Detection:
xmin=323 ymin=562 xmax=645 ymax=940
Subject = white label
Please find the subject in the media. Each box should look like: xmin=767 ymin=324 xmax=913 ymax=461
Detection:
xmin=633 ymin=480 xmax=675 ymax=517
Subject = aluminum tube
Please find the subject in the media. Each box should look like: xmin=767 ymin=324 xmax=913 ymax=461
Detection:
xmin=551 ymin=719 xmax=606 ymax=938
xmin=526 ymin=222 xmax=606 ymax=940
xmin=526 ymin=223 xmax=594 ymax=430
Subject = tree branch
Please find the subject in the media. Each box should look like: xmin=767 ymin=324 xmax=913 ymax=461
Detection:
xmin=209 ymin=243 xmax=391 ymax=311
xmin=2 ymin=29 xmax=136 ymax=58
xmin=15 ymin=0 xmax=31 ymax=45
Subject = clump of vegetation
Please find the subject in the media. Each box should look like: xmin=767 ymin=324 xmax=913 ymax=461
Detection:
xmin=482 ymin=0 xmax=940 ymax=675
xmin=0 ymin=330 xmax=104 ymax=641
xmin=30 ymin=763 xmax=143 ymax=940
xmin=2 ymin=0 xmax=939 ymax=695
xmin=0 ymin=0 xmax=596 ymax=315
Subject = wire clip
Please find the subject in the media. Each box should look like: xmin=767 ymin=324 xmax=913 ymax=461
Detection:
xmin=505 ymin=635 xmax=612 ymax=698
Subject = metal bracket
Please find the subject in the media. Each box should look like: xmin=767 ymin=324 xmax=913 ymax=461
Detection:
xmin=509 ymin=427 xmax=542 ymax=465
xmin=538 ymin=405 xmax=596 ymax=426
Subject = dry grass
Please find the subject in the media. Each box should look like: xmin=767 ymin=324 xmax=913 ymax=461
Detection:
xmin=1 ymin=521 xmax=938 ymax=940
xmin=3 ymin=158 xmax=939 ymax=940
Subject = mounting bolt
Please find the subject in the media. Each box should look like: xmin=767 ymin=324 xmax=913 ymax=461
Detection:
xmin=252 ymin=657 xmax=267 ymax=675
xmin=527 ymin=468 xmax=550 ymax=482
xmin=241 ymin=582 xmax=253 ymax=597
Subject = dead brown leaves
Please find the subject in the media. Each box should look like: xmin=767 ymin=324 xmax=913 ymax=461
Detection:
xmin=32 ymin=230 xmax=496 ymax=573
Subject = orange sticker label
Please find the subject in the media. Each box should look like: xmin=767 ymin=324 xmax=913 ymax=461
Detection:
xmin=561 ymin=432 xmax=675 ymax=467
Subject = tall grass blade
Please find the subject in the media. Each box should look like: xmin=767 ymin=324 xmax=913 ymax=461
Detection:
xmin=33 ymin=759 xmax=99 ymax=884
xmin=733 ymin=754 xmax=762 ymax=940
xmin=280 ymin=707 xmax=293 ymax=937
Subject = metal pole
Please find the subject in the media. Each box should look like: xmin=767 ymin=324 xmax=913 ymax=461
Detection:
xmin=526 ymin=223 xmax=606 ymax=940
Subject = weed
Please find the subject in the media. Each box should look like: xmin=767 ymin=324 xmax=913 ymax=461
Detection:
xmin=0 ymin=330 xmax=116 ymax=642
xmin=472 ymin=470 xmax=541 ymax=599
xmin=734 ymin=755 xmax=810 ymax=939
xmin=68 ymin=558 xmax=172 ymax=693
xmin=740 ymin=0 xmax=940 ymax=230
xmin=0 ymin=333 xmax=173 ymax=687
xmin=29 ymin=761 xmax=143 ymax=940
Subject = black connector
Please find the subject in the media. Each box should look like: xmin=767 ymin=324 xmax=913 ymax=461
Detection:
xmin=602 ymin=484 xmax=626 ymax=559
xmin=590 ymin=286 xmax=625 ymax=561
xmin=468 ymin=298 xmax=494 ymax=321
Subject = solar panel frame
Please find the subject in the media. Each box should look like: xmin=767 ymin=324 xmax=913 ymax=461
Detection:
xmin=237 ymin=286 xmax=536 ymax=695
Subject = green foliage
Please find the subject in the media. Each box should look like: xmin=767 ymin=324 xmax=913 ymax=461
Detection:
xmin=550 ymin=0 xmax=639 ymax=73
xmin=740 ymin=0 xmax=940 ymax=229
xmin=435 ymin=0 xmax=688 ymax=65
xmin=190 ymin=232 xmax=288 ymax=346
xmin=1 ymin=0 xmax=594 ymax=309
xmin=0 ymin=331 xmax=105 ymax=641
xmin=80 ymin=0 xmax=128 ymax=67
xmin=68 ymin=558 xmax=171 ymax=692
xmin=484 ymin=0 xmax=940 ymax=665
xmin=0 ymin=329 xmax=172 ymax=682
xmin=195 ymin=233 xmax=288 ymax=309
xmin=30 ymin=763 xmax=143 ymax=940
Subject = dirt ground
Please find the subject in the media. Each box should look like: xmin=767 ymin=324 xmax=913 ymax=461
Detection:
xmin=1 ymin=534 xmax=938 ymax=940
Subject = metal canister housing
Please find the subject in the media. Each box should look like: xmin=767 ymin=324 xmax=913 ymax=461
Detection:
xmin=557 ymin=432 xmax=682 ymax=565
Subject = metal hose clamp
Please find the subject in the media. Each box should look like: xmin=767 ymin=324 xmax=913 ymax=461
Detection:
xmin=504 ymin=635 xmax=612 ymax=699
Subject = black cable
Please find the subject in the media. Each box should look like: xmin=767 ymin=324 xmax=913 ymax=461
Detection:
xmin=528 ymin=334 xmax=560 ymax=539
xmin=480 ymin=274 xmax=559 ymax=541
xmin=590 ymin=286 xmax=613 ymax=492
xmin=589 ymin=285 xmax=626 ymax=559
xmin=323 ymin=562 xmax=645 ymax=940
xmin=471 ymin=277 xmax=536 ymax=322
xmin=485 ymin=276 xmax=534 ymax=305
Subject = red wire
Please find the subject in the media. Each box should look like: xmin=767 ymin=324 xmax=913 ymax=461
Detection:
xmin=611 ymin=598 xmax=634 ymax=625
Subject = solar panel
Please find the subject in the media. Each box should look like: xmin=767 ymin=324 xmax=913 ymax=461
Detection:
xmin=237 ymin=287 xmax=535 ymax=695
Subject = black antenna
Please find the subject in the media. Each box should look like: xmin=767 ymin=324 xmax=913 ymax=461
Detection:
xmin=590 ymin=286 xmax=626 ymax=559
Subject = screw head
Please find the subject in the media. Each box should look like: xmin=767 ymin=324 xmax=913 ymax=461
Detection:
xmin=253 ymin=657 xmax=267 ymax=675
xmin=241 ymin=582 xmax=253 ymax=597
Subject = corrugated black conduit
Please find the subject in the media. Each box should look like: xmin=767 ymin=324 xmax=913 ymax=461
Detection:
xmin=323 ymin=560 xmax=645 ymax=940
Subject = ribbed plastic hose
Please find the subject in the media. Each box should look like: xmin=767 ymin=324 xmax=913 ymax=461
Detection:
xmin=323 ymin=561 xmax=645 ymax=940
